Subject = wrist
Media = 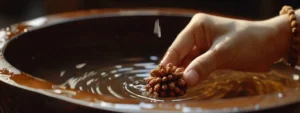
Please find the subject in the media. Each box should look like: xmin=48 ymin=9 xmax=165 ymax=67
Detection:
xmin=265 ymin=13 xmax=293 ymax=59
xmin=275 ymin=8 xmax=300 ymax=65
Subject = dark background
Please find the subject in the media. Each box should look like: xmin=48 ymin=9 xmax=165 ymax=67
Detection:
xmin=0 ymin=0 xmax=299 ymax=28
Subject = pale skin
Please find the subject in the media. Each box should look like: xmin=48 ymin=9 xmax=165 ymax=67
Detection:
xmin=160 ymin=9 xmax=300 ymax=87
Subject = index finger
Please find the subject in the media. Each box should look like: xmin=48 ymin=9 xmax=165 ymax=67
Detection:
xmin=160 ymin=14 xmax=206 ymax=66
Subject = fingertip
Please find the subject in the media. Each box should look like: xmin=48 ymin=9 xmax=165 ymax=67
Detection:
xmin=183 ymin=50 xmax=218 ymax=86
xmin=159 ymin=50 xmax=180 ymax=66
xmin=159 ymin=53 xmax=169 ymax=66
xmin=183 ymin=69 xmax=199 ymax=87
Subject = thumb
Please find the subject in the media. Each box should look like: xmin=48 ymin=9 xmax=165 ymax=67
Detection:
xmin=183 ymin=49 xmax=219 ymax=86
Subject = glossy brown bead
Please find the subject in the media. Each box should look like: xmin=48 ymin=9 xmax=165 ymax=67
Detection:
xmin=287 ymin=9 xmax=294 ymax=15
xmin=168 ymin=82 xmax=175 ymax=91
xmin=283 ymin=5 xmax=292 ymax=11
xmin=150 ymin=69 xmax=159 ymax=77
xmin=166 ymin=67 xmax=171 ymax=73
xmin=162 ymin=84 xmax=168 ymax=91
xmin=172 ymin=66 xmax=177 ymax=72
xmin=174 ymin=87 xmax=181 ymax=94
xmin=175 ymin=68 xmax=183 ymax=73
xmin=177 ymin=79 xmax=186 ymax=87
xmin=290 ymin=14 xmax=296 ymax=20
xmin=149 ymin=79 xmax=157 ymax=87
xmin=160 ymin=69 xmax=166 ymax=76
xmin=291 ymin=21 xmax=298 ymax=28
xmin=146 ymin=63 xmax=188 ymax=97
xmin=174 ymin=72 xmax=183 ymax=78
xmin=145 ymin=77 xmax=154 ymax=83
xmin=156 ymin=77 xmax=162 ymax=83
xmin=154 ymin=84 xmax=161 ymax=92
xmin=162 ymin=76 xmax=168 ymax=82
xmin=167 ymin=75 xmax=174 ymax=81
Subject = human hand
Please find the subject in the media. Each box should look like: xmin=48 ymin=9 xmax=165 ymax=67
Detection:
xmin=160 ymin=12 xmax=294 ymax=86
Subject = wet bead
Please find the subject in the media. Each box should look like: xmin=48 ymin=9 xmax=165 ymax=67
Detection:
xmin=177 ymin=79 xmax=186 ymax=87
xmin=162 ymin=76 xmax=168 ymax=82
xmin=149 ymin=79 xmax=157 ymax=87
xmin=154 ymin=84 xmax=161 ymax=92
xmin=156 ymin=77 xmax=162 ymax=83
xmin=168 ymin=82 xmax=175 ymax=90
xmin=145 ymin=77 xmax=154 ymax=83
xmin=160 ymin=69 xmax=166 ymax=76
xmin=167 ymin=75 xmax=174 ymax=81
xmin=162 ymin=84 xmax=168 ymax=91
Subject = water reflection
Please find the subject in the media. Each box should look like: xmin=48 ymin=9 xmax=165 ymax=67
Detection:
xmin=293 ymin=74 xmax=299 ymax=80
xmin=150 ymin=56 xmax=158 ymax=61
xmin=59 ymin=58 xmax=300 ymax=102
xmin=24 ymin=17 xmax=47 ymax=27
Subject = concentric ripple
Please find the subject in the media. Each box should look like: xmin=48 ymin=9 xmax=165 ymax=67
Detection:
xmin=60 ymin=61 xmax=300 ymax=102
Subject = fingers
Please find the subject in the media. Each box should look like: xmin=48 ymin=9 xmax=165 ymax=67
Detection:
xmin=160 ymin=21 xmax=196 ymax=66
xmin=183 ymin=49 xmax=219 ymax=86
xmin=160 ymin=13 xmax=209 ymax=66
xmin=181 ymin=46 xmax=204 ymax=68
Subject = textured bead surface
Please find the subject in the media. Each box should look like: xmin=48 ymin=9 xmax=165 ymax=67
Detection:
xmin=145 ymin=63 xmax=187 ymax=97
xmin=290 ymin=14 xmax=296 ymax=20
xmin=292 ymin=28 xmax=299 ymax=36
xmin=291 ymin=21 xmax=297 ymax=28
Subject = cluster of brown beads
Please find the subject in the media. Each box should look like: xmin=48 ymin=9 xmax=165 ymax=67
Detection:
xmin=145 ymin=63 xmax=187 ymax=97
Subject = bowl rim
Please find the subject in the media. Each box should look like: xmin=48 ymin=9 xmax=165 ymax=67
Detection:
xmin=0 ymin=8 xmax=299 ymax=113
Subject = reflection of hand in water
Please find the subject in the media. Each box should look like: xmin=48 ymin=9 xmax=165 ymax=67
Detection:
xmin=187 ymin=70 xmax=299 ymax=99
xmin=160 ymin=8 xmax=300 ymax=86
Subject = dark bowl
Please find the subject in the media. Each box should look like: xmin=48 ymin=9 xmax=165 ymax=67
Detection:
xmin=0 ymin=8 xmax=299 ymax=113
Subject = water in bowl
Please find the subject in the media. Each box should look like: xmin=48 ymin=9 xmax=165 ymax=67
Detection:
xmin=56 ymin=57 xmax=300 ymax=103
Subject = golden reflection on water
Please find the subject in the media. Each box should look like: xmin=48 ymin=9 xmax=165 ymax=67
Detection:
xmin=186 ymin=70 xmax=300 ymax=100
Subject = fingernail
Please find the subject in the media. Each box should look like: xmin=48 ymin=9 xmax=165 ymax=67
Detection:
xmin=184 ymin=70 xmax=199 ymax=86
